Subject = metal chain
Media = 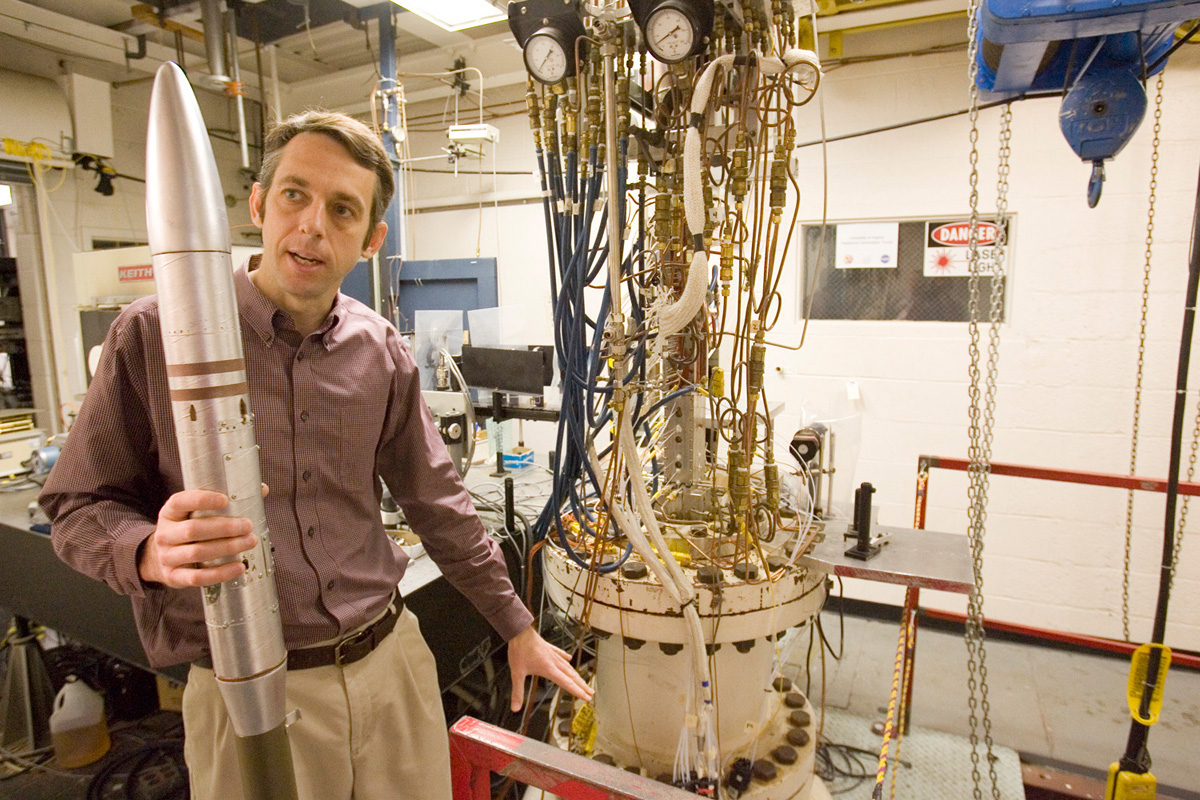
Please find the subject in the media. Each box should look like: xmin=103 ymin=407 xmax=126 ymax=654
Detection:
xmin=972 ymin=103 xmax=1010 ymax=800
xmin=1175 ymin=390 xmax=1200 ymax=588
xmin=1122 ymin=71 xmax=1164 ymax=640
xmin=963 ymin=5 xmax=1002 ymax=799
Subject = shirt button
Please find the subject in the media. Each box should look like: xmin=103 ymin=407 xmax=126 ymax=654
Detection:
xmin=306 ymin=526 xmax=315 ymax=538
xmin=326 ymin=580 xmax=334 ymax=590
xmin=297 ymin=352 xmax=305 ymax=361
xmin=300 ymin=410 xmax=309 ymax=422
xmin=302 ymin=470 xmax=312 ymax=482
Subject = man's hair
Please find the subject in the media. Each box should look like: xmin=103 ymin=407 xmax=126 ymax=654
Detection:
xmin=257 ymin=110 xmax=395 ymax=248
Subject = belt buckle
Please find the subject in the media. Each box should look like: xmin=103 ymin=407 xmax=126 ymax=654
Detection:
xmin=334 ymin=626 xmax=373 ymax=667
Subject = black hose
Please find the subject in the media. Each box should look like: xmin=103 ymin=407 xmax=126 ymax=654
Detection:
xmin=1118 ymin=132 xmax=1200 ymax=775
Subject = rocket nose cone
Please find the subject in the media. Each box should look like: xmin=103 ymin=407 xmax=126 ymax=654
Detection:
xmin=146 ymin=62 xmax=232 ymax=256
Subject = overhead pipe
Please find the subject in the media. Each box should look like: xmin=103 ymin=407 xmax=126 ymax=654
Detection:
xmin=225 ymin=7 xmax=251 ymax=169
xmin=268 ymin=44 xmax=283 ymax=124
xmin=200 ymin=0 xmax=230 ymax=83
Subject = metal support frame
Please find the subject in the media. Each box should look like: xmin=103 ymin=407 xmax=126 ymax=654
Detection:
xmin=913 ymin=454 xmax=1200 ymax=672
xmin=0 ymin=617 xmax=55 ymax=762
xmin=448 ymin=717 xmax=699 ymax=800
xmin=918 ymin=455 xmax=1200 ymax=497
xmin=799 ymin=491 xmax=977 ymax=733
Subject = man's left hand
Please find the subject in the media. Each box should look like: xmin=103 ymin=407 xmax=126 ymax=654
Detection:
xmin=507 ymin=626 xmax=593 ymax=712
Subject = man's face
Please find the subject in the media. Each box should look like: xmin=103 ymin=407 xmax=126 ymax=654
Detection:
xmin=249 ymin=132 xmax=386 ymax=315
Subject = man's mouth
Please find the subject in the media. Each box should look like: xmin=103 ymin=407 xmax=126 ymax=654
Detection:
xmin=291 ymin=252 xmax=322 ymax=267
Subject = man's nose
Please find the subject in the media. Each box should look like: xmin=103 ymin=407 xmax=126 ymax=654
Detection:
xmin=298 ymin=202 xmax=326 ymax=236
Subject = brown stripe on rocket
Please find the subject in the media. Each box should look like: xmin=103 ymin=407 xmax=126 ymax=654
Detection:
xmin=169 ymin=382 xmax=250 ymax=401
xmin=166 ymin=359 xmax=245 ymax=377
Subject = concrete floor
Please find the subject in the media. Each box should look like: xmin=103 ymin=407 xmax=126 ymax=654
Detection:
xmin=784 ymin=610 xmax=1200 ymax=799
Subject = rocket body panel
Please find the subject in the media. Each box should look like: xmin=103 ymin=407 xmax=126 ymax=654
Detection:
xmin=154 ymin=251 xmax=243 ymax=364
xmin=146 ymin=67 xmax=231 ymax=255
xmin=147 ymin=62 xmax=290 ymax=742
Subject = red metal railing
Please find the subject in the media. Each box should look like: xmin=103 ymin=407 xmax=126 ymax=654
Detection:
xmin=449 ymin=716 xmax=699 ymax=800
xmin=915 ymin=455 xmax=1200 ymax=671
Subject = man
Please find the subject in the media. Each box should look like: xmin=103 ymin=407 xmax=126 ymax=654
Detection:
xmin=40 ymin=110 xmax=590 ymax=799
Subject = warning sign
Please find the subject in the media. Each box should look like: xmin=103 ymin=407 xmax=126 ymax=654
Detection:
xmin=923 ymin=218 xmax=1011 ymax=277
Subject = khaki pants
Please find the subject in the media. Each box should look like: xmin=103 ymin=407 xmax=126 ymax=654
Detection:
xmin=183 ymin=608 xmax=452 ymax=800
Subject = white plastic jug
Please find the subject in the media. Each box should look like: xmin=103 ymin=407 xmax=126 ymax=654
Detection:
xmin=50 ymin=675 xmax=110 ymax=768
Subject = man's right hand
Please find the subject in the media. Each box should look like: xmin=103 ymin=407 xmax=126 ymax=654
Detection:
xmin=138 ymin=489 xmax=258 ymax=588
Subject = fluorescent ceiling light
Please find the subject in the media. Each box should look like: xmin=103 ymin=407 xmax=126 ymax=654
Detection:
xmin=0 ymin=185 xmax=10 ymax=208
xmin=390 ymin=0 xmax=505 ymax=31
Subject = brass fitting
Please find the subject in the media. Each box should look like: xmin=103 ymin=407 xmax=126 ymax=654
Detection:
xmin=748 ymin=342 xmax=766 ymax=396
xmin=764 ymin=462 xmax=780 ymax=509
xmin=731 ymin=132 xmax=749 ymax=201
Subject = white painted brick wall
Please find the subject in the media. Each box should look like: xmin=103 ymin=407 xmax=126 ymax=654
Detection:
xmin=771 ymin=47 xmax=1200 ymax=650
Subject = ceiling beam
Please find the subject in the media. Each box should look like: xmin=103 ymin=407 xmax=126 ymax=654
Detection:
xmin=0 ymin=0 xmax=281 ymax=100
xmin=0 ymin=0 xmax=170 ymax=75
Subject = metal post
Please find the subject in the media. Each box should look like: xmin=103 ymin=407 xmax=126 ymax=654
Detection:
xmin=377 ymin=9 xmax=405 ymax=314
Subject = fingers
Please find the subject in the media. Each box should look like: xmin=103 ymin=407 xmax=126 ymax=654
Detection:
xmin=161 ymin=556 xmax=248 ymax=588
xmin=156 ymin=523 xmax=256 ymax=567
xmin=143 ymin=490 xmax=258 ymax=589
xmin=510 ymin=671 xmax=526 ymax=713
xmin=550 ymin=658 xmax=593 ymax=705
xmin=508 ymin=646 xmax=593 ymax=712
xmin=158 ymin=489 xmax=233 ymax=522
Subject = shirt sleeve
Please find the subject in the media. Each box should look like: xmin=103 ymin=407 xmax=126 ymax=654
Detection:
xmin=375 ymin=330 xmax=534 ymax=642
xmin=39 ymin=307 xmax=172 ymax=598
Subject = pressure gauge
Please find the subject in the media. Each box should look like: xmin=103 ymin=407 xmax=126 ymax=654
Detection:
xmin=523 ymin=29 xmax=571 ymax=85
xmin=628 ymin=0 xmax=712 ymax=65
xmin=645 ymin=5 xmax=696 ymax=63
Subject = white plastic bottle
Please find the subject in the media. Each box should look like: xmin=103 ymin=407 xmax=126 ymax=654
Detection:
xmin=50 ymin=675 xmax=111 ymax=768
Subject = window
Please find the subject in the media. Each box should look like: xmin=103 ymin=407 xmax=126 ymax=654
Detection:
xmin=800 ymin=218 xmax=1010 ymax=322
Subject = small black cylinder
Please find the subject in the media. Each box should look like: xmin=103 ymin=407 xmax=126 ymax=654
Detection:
xmin=854 ymin=482 xmax=874 ymax=548
xmin=504 ymin=477 xmax=516 ymax=532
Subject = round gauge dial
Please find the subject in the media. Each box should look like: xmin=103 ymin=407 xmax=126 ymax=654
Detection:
xmin=645 ymin=5 xmax=697 ymax=64
xmin=524 ymin=30 xmax=570 ymax=85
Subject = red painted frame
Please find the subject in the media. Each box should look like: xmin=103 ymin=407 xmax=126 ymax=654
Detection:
xmin=914 ymin=455 xmax=1200 ymax=671
xmin=449 ymin=717 xmax=701 ymax=800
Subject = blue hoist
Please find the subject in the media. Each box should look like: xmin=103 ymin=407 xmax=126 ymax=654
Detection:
xmin=975 ymin=0 xmax=1200 ymax=205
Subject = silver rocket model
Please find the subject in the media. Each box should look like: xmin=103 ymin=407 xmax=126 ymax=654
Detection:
xmin=146 ymin=62 xmax=298 ymax=800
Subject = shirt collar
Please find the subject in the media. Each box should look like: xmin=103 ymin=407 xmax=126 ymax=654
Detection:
xmin=237 ymin=255 xmax=346 ymax=347
xmin=321 ymin=294 xmax=349 ymax=348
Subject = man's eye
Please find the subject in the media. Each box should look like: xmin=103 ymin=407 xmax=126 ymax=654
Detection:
xmin=335 ymin=205 xmax=355 ymax=218
xmin=282 ymin=188 xmax=301 ymax=200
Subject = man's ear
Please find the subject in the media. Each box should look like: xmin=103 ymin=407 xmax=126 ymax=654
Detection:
xmin=249 ymin=183 xmax=265 ymax=228
xmin=362 ymin=221 xmax=388 ymax=259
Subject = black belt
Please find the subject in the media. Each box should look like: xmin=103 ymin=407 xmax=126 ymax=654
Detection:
xmin=194 ymin=593 xmax=403 ymax=671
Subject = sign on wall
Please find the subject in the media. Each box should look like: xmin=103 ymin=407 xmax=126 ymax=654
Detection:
xmin=835 ymin=222 xmax=899 ymax=269
xmin=801 ymin=216 xmax=1013 ymax=321
xmin=924 ymin=219 xmax=1009 ymax=277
